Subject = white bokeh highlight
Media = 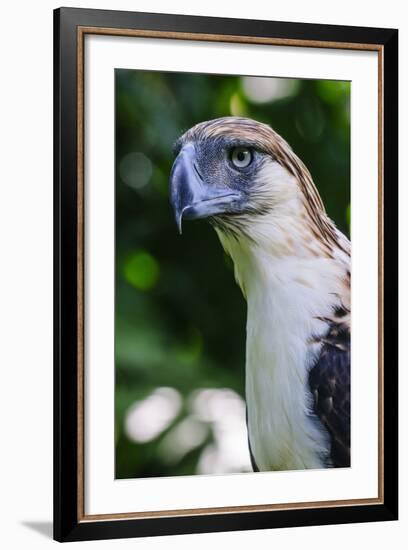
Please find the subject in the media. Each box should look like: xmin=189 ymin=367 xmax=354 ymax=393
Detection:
xmin=242 ymin=76 xmax=299 ymax=103
xmin=190 ymin=388 xmax=252 ymax=474
xmin=125 ymin=387 xmax=182 ymax=443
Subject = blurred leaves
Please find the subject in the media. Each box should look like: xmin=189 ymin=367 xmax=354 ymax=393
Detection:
xmin=115 ymin=70 xmax=350 ymax=479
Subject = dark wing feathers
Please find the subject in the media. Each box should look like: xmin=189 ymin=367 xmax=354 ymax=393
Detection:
xmin=309 ymin=319 xmax=351 ymax=468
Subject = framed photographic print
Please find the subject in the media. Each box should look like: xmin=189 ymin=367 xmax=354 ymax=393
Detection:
xmin=54 ymin=7 xmax=398 ymax=542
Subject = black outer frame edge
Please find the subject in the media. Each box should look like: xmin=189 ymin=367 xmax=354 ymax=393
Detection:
xmin=57 ymin=6 xmax=397 ymax=43
xmin=54 ymin=7 xmax=79 ymax=542
xmin=53 ymin=7 xmax=398 ymax=542
xmin=54 ymin=7 xmax=62 ymax=541
xmin=53 ymin=7 xmax=60 ymax=541
xmin=64 ymin=504 xmax=396 ymax=542
xmin=382 ymin=29 xmax=398 ymax=520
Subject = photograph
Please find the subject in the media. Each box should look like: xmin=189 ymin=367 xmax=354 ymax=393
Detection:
xmin=114 ymin=69 xmax=351 ymax=479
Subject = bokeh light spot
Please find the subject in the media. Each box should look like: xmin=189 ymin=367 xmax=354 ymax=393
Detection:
xmin=124 ymin=250 xmax=160 ymax=291
xmin=229 ymin=93 xmax=246 ymax=116
xmin=189 ymin=388 xmax=252 ymax=474
xmin=119 ymin=151 xmax=153 ymax=190
xmin=158 ymin=416 xmax=209 ymax=464
xmin=242 ymin=76 xmax=299 ymax=104
xmin=125 ymin=387 xmax=182 ymax=443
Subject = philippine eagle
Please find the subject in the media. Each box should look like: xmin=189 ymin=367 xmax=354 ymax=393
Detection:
xmin=169 ymin=117 xmax=350 ymax=471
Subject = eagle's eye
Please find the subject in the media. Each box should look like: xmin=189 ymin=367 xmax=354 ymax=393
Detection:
xmin=230 ymin=147 xmax=253 ymax=169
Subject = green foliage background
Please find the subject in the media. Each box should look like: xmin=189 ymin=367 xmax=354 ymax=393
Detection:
xmin=115 ymin=70 xmax=350 ymax=479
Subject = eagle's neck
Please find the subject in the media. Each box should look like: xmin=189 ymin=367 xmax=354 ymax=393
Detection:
xmin=216 ymin=214 xmax=350 ymax=471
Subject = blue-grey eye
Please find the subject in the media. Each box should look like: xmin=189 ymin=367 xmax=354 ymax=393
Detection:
xmin=230 ymin=147 xmax=253 ymax=168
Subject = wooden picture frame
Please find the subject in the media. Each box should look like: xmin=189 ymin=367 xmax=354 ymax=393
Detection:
xmin=54 ymin=7 xmax=398 ymax=542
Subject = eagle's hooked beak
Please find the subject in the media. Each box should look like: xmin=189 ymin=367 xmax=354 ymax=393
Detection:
xmin=169 ymin=144 xmax=241 ymax=234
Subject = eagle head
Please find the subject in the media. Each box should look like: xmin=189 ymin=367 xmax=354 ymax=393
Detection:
xmin=169 ymin=116 xmax=328 ymax=242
